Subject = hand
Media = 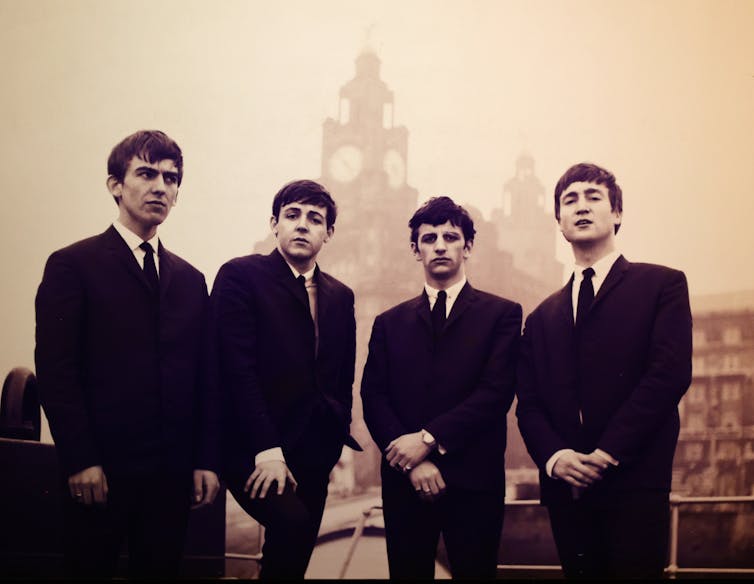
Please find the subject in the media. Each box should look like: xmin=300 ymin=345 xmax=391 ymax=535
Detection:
xmin=408 ymin=460 xmax=447 ymax=502
xmin=68 ymin=465 xmax=108 ymax=506
xmin=385 ymin=432 xmax=431 ymax=473
xmin=244 ymin=460 xmax=297 ymax=499
xmin=552 ymin=451 xmax=609 ymax=488
xmin=192 ymin=469 xmax=221 ymax=509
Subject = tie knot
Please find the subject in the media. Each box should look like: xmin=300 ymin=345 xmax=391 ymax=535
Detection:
xmin=140 ymin=241 xmax=155 ymax=255
xmin=582 ymin=267 xmax=595 ymax=280
xmin=437 ymin=290 xmax=447 ymax=301
xmin=297 ymin=274 xmax=306 ymax=286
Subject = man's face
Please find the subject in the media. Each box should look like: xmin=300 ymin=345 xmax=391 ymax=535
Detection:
xmin=108 ymin=156 xmax=179 ymax=239
xmin=558 ymin=181 xmax=621 ymax=245
xmin=271 ymin=202 xmax=332 ymax=268
xmin=411 ymin=221 xmax=471 ymax=286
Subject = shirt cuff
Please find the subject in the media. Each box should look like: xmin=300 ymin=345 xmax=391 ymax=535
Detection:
xmin=546 ymin=448 xmax=575 ymax=478
xmin=594 ymin=448 xmax=619 ymax=466
xmin=255 ymin=447 xmax=285 ymax=466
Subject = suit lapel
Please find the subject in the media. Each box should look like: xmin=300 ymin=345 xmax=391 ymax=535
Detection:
xmin=560 ymin=275 xmax=576 ymax=327
xmin=268 ymin=248 xmax=309 ymax=309
xmin=102 ymin=225 xmax=154 ymax=294
xmin=444 ymin=282 xmax=476 ymax=330
xmin=157 ymin=242 xmax=174 ymax=302
xmin=590 ymin=254 xmax=629 ymax=314
xmin=414 ymin=292 xmax=432 ymax=332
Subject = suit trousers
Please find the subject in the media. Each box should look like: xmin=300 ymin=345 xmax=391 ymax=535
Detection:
xmin=226 ymin=410 xmax=344 ymax=580
xmin=546 ymin=489 xmax=670 ymax=579
xmin=61 ymin=471 xmax=191 ymax=579
xmin=381 ymin=468 xmax=504 ymax=580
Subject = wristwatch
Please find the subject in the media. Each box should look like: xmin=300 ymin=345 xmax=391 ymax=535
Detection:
xmin=421 ymin=429 xmax=437 ymax=450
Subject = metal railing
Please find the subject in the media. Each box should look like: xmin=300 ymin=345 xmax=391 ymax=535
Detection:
xmin=335 ymin=495 xmax=754 ymax=579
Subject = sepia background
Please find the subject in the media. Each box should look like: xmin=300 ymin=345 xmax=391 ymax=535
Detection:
xmin=1 ymin=0 xmax=753 ymax=577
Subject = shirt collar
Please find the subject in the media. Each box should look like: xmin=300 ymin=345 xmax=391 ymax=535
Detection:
xmin=113 ymin=220 xmax=159 ymax=252
xmin=425 ymin=276 xmax=467 ymax=301
xmin=284 ymin=259 xmax=316 ymax=282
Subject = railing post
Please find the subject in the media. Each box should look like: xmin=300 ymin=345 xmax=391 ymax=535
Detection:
xmin=667 ymin=493 xmax=680 ymax=579
xmin=338 ymin=504 xmax=381 ymax=579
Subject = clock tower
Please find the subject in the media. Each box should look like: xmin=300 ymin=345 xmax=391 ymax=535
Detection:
xmin=317 ymin=49 xmax=422 ymax=489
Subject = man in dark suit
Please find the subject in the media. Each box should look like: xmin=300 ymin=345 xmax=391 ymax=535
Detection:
xmin=516 ymin=162 xmax=693 ymax=579
xmin=361 ymin=196 xmax=522 ymax=580
xmin=34 ymin=130 xmax=221 ymax=578
xmin=210 ymin=179 xmax=361 ymax=579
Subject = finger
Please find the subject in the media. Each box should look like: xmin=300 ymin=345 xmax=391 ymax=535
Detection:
xmin=385 ymin=448 xmax=398 ymax=463
xmin=207 ymin=478 xmax=220 ymax=504
xmin=244 ymin=470 xmax=259 ymax=493
xmin=102 ymin=473 xmax=109 ymax=498
xmin=93 ymin=479 xmax=107 ymax=505
xmin=249 ymin=475 xmax=263 ymax=499
xmin=277 ymin=474 xmax=286 ymax=495
xmin=81 ymin=486 xmax=93 ymax=506
xmin=193 ymin=475 xmax=205 ymax=504
xmin=287 ymin=470 xmax=298 ymax=492
xmin=257 ymin=476 xmax=275 ymax=499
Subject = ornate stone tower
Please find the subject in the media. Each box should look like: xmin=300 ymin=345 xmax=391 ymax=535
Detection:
xmin=492 ymin=153 xmax=563 ymax=291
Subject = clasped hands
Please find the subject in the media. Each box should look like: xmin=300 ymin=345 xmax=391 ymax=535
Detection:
xmin=386 ymin=432 xmax=446 ymax=501
xmin=552 ymin=450 xmax=612 ymax=489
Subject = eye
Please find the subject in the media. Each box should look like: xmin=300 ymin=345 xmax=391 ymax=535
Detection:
xmin=444 ymin=233 xmax=460 ymax=242
xmin=309 ymin=215 xmax=323 ymax=224
xmin=420 ymin=234 xmax=436 ymax=244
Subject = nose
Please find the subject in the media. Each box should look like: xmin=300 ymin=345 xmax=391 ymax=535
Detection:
xmin=575 ymin=195 xmax=590 ymax=214
xmin=434 ymin=238 xmax=447 ymax=253
xmin=295 ymin=216 xmax=309 ymax=231
xmin=152 ymin=173 xmax=166 ymax=194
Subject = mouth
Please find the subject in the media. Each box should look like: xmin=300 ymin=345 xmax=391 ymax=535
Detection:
xmin=574 ymin=219 xmax=592 ymax=227
xmin=145 ymin=201 xmax=166 ymax=209
xmin=292 ymin=237 xmax=309 ymax=245
xmin=432 ymin=258 xmax=450 ymax=264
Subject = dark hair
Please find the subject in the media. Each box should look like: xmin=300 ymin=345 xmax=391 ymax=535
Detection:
xmin=408 ymin=196 xmax=476 ymax=245
xmin=271 ymin=180 xmax=338 ymax=229
xmin=554 ymin=162 xmax=623 ymax=234
xmin=107 ymin=130 xmax=183 ymax=186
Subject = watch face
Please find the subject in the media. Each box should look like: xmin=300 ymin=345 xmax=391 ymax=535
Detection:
xmin=328 ymin=144 xmax=363 ymax=183
xmin=383 ymin=148 xmax=405 ymax=188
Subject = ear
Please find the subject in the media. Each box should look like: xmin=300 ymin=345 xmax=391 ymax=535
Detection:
xmin=324 ymin=224 xmax=334 ymax=243
xmin=172 ymin=191 xmax=179 ymax=207
xmin=269 ymin=215 xmax=278 ymax=236
xmin=463 ymin=239 xmax=474 ymax=259
xmin=410 ymin=241 xmax=422 ymax=261
xmin=613 ymin=210 xmax=623 ymax=229
xmin=106 ymin=176 xmax=122 ymax=201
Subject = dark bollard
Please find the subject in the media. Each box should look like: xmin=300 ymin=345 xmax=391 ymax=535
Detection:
xmin=0 ymin=367 xmax=40 ymax=441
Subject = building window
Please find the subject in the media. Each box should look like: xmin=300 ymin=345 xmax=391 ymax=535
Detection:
xmin=721 ymin=382 xmax=741 ymax=400
xmin=687 ymin=386 xmax=706 ymax=404
xmin=686 ymin=413 xmax=706 ymax=431
xmin=693 ymin=330 xmax=706 ymax=347
xmin=720 ymin=410 xmax=739 ymax=429
xmin=686 ymin=442 xmax=704 ymax=462
xmin=723 ymin=326 xmax=742 ymax=345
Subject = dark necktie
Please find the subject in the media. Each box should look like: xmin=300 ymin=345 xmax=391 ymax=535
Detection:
xmin=432 ymin=290 xmax=447 ymax=335
xmin=575 ymin=267 xmax=595 ymax=327
xmin=139 ymin=241 xmax=159 ymax=293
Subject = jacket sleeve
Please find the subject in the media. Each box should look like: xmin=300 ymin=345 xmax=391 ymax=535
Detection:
xmin=424 ymin=301 xmax=522 ymax=452
xmin=596 ymin=270 xmax=693 ymax=463
xmin=194 ymin=275 xmax=222 ymax=473
xmin=210 ymin=261 xmax=280 ymax=457
xmin=338 ymin=288 xmax=357 ymax=429
xmin=360 ymin=314 xmax=409 ymax=451
xmin=515 ymin=310 xmax=571 ymax=470
xmin=34 ymin=251 xmax=100 ymax=476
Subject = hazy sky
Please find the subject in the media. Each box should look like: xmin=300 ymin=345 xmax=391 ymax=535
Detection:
xmin=1 ymin=0 xmax=753 ymax=378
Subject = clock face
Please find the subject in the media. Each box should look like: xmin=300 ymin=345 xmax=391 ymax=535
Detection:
xmin=383 ymin=148 xmax=405 ymax=189
xmin=328 ymin=144 xmax=363 ymax=183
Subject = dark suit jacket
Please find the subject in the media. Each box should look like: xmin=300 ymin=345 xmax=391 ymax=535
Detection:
xmin=361 ymin=283 xmax=522 ymax=494
xmin=515 ymin=255 xmax=693 ymax=505
xmin=34 ymin=225 xmax=220 ymax=478
xmin=210 ymin=249 xmax=360 ymax=474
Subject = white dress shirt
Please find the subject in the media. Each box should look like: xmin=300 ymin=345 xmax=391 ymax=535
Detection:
xmin=112 ymin=220 xmax=160 ymax=274
xmin=546 ymin=252 xmax=621 ymax=478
